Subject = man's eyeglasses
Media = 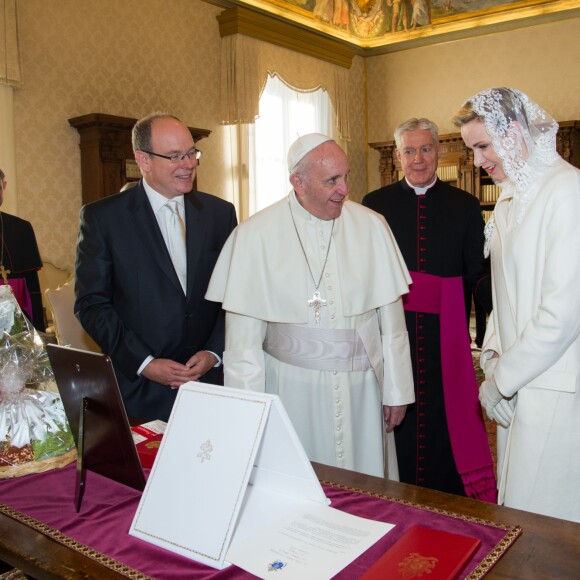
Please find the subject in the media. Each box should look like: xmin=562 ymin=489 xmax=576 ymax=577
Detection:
xmin=141 ymin=148 xmax=202 ymax=164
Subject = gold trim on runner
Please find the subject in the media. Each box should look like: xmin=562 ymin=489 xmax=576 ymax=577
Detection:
xmin=320 ymin=480 xmax=522 ymax=580
xmin=0 ymin=503 xmax=151 ymax=579
xmin=1 ymin=482 xmax=522 ymax=579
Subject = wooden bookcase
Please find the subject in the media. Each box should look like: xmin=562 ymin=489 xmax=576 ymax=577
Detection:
xmin=369 ymin=120 xmax=579 ymax=219
xmin=69 ymin=113 xmax=211 ymax=205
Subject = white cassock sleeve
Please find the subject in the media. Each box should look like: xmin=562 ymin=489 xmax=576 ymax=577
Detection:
xmin=379 ymin=298 xmax=415 ymax=407
xmin=223 ymin=312 xmax=267 ymax=392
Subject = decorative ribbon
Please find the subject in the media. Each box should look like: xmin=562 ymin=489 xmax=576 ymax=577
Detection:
xmin=403 ymin=271 xmax=497 ymax=503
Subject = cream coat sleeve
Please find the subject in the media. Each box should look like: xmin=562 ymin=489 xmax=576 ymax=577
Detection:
xmin=223 ymin=312 xmax=267 ymax=392
xmin=481 ymin=314 xmax=499 ymax=375
xmin=380 ymin=298 xmax=415 ymax=406
xmin=495 ymin=187 xmax=580 ymax=397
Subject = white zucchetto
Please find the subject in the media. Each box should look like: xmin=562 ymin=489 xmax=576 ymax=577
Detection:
xmin=287 ymin=133 xmax=334 ymax=173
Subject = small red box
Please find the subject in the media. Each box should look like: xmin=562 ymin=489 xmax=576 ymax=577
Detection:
xmin=134 ymin=433 xmax=163 ymax=469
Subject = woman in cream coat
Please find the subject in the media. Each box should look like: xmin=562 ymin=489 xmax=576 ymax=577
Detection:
xmin=452 ymin=88 xmax=580 ymax=522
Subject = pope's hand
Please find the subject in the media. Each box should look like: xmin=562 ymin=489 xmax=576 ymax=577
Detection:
xmin=479 ymin=376 xmax=503 ymax=419
xmin=383 ymin=405 xmax=407 ymax=433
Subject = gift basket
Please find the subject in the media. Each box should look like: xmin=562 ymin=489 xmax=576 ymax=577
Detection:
xmin=0 ymin=285 xmax=76 ymax=478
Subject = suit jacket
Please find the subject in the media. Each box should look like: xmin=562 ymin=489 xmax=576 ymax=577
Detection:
xmin=75 ymin=182 xmax=237 ymax=421
xmin=0 ymin=211 xmax=45 ymax=331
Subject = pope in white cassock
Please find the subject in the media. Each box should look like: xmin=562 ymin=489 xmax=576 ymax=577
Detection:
xmin=206 ymin=134 xmax=415 ymax=477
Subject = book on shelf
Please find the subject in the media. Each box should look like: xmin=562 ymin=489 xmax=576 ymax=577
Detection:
xmin=481 ymin=184 xmax=501 ymax=203
xmin=482 ymin=210 xmax=494 ymax=223
xmin=436 ymin=165 xmax=458 ymax=182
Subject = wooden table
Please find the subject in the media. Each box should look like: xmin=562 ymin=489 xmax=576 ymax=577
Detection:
xmin=1 ymin=462 xmax=579 ymax=579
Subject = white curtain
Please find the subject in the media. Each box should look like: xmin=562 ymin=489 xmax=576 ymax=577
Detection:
xmin=247 ymin=74 xmax=335 ymax=215
xmin=220 ymin=35 xmax=351 ymax=221
xmin=220 ymin=35 xmax=350 ymax=140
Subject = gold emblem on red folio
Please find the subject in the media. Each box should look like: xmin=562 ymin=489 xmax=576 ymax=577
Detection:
xmin=197 ymin=439 xmax=213 ymax=463
xmin=145 ymin=440 xmax=161 ymax=449
xmin=398 ymin=552 xmax=438 ymax=578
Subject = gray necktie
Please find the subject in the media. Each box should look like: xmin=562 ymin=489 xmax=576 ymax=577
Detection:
xmin=164 ymin=200 xmax=187 ymax=292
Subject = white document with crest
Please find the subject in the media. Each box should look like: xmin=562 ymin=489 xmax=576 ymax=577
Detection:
xmin=227 ymin=503 xmax=393 ymax=579
xmin=129 ymin=382 xmax=329 ymax=570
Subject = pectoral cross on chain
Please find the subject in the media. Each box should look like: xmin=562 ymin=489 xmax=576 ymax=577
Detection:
xmin=308 ymin=290 xmax=327 ymax=325
xmin=0 ymin=264 xmax=10 ymax=285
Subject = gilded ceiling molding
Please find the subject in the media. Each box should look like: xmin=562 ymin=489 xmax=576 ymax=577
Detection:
xmin=215 ymin=0 xmax=580 ymax=55
xmin=217 ymin=6 xmax=356 ymax=69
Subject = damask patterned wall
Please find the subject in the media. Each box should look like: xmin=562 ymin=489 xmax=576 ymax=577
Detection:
xmin=12 ymin=0 xmax=368 ymax=271
xmin=14 ymin=0 xmax=226 ymax=271
xmin=11 ymin=0 xmax=580 ymax=270
xmin=365 ymin=17 xmax=580 ymax=192
xmin=343 ymin=55 xmax=367 ymax=204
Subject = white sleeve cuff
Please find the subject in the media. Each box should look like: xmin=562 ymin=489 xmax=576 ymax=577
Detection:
xmin=137 ymin=355 xmax=154 ymax=376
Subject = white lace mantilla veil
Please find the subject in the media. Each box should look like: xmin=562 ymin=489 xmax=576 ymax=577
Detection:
xmin=464 ymin=88 xmax=560 ymax=257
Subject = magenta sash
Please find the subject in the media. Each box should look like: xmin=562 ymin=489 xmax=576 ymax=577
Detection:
xmin=403 ymin=271 xmax=497 ymax=503
xmin=1 ymin=278 xmax=33 ymax=323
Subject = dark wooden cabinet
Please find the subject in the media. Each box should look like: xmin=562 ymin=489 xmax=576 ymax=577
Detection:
xmin=557 ymin=120 xmax=580 ymax=169
xmin=69 ymin=113 xmax=211 ymax=205
xmin=369 ymin=120 xmax=580 ymax=218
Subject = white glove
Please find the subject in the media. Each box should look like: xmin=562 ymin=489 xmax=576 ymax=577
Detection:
xmin=480 ymin=354 xmax=516 ymax=427
xmin=479 ymin=375 xmax=503 ymax=418
xmin=491 ymin=397 xmax=516 ymax=428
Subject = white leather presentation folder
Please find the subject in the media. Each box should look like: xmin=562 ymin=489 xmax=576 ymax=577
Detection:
xmin=129 ymin=382 xmax=329 ymax=570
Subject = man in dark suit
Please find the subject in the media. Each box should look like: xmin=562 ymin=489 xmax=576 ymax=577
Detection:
xmin=75 ymin=113 xmax=237 ymax=421
xmin=363 ymin=118 xmax=495 ymax=501
xmin=0 ymin=168 xmax=45 ymax=331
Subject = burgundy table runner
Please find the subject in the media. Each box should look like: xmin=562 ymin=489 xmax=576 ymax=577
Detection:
xmin=0 ymin=465 xmax=520 ymax=578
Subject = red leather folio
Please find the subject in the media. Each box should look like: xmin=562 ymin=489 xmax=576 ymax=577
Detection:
xmin=362 ymin=525 xmax=481 ymax=580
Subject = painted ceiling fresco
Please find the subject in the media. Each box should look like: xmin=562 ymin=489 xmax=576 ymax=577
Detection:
xmin=234 ymin=0 xmax=577 ymax=46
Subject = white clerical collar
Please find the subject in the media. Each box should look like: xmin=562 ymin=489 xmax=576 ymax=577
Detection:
xmin=289 ymin=190 xmax=334 ymax=225
xmin=405 ymin=177 xmax=437 ymax=196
